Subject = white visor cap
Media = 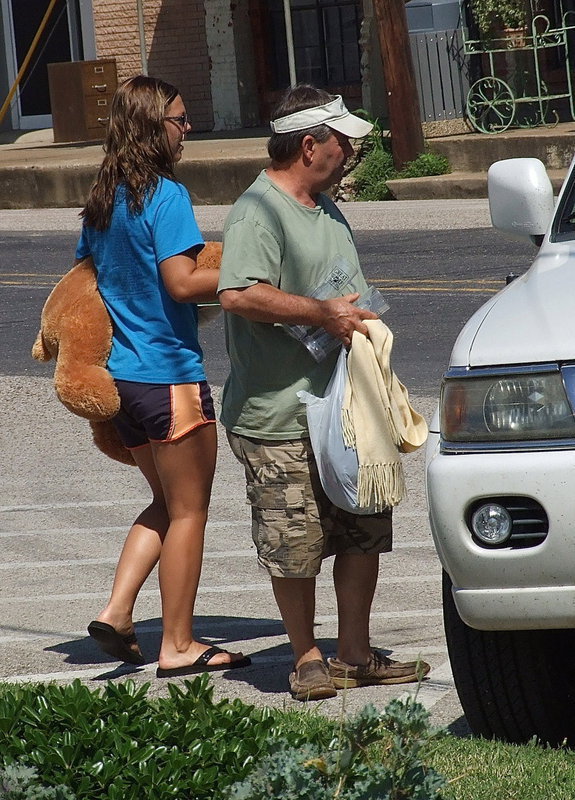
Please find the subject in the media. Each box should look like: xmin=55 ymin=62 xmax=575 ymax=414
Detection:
xmin=269 ymin=95 xmax=373 ymax=138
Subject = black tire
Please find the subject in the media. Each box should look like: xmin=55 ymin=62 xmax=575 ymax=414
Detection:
xmin=443 ymin=570 xmax=575 ymax=745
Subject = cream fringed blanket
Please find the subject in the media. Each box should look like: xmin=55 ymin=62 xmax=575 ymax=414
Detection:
xmin=342 ymin=319 xmax=428 ymax=510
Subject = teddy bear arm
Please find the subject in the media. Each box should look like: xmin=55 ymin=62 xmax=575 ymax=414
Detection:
xmin=197 ymin=240 xmax=222 ymax=269
xmin=54 ymin=361 xmax=121 ymax=421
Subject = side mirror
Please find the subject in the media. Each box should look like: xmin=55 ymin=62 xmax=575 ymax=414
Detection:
xmin=488 ymin=158 xmax=554 ymax=243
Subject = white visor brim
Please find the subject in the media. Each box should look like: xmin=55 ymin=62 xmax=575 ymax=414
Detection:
xmin=270 ymin=95 xmax=373 ymax=138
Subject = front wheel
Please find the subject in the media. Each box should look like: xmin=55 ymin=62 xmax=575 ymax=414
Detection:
xmin=443 ymin=570 xmax=575 ymax=745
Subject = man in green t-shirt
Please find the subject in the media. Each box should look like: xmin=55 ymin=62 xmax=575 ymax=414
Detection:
xmin=218 ymin=85 xmax=430 ymax=701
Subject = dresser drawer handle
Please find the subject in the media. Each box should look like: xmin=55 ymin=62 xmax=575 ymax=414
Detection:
xmin=97 ymin=117 xmax=109 ymax=125
xmin=92 ymin=83 xmax=107 ymax=92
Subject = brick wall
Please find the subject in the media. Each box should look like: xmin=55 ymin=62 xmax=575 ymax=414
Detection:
xmin=92 ymin=0 xmax=142 ymax=79
xmin=91 ymin=0 xmax=214 ymax=131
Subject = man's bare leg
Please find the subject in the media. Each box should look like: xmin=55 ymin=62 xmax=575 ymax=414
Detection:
xmin=333 ymin=552 xmax=380 ymax=664
xmin=271 ymin=575 xmax=323 ymax=667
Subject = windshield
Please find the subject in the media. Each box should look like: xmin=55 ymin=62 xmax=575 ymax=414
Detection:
xmin=553 ymin=169 xmax=575 ymax=241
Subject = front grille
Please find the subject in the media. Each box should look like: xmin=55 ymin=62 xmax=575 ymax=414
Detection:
xmin=466 ymin=496 xmax=549 ymax=548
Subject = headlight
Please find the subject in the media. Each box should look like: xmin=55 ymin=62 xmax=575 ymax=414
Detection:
xmin=441 ymin=370 xmax=575 ymax=442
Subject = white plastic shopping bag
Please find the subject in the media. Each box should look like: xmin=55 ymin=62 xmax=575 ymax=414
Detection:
xmin=297 ymin=347 xmax=376 ymax=514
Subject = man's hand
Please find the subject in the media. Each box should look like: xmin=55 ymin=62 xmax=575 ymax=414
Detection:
xmin=319 ymin=293 xmax=378 ymax=346
xmin=219 ymin=285 xmax=378 ymax=346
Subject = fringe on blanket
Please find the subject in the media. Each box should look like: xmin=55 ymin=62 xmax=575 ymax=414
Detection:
xmin=357 ymin=461 xmax=406 ymax=511
xmin=342 ymin=405 xmax=403 ymax=452
xmin=342 ymin=406 xmax=355 ymax=449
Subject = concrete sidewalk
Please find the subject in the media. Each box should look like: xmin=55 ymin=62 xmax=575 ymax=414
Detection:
xmin=1 ymin=375 xmax=455 ymax=726
xmin=1 ymin=121 xmax=575 ymax=207
xmin=388 ymin=120 xmax=575 ymax=200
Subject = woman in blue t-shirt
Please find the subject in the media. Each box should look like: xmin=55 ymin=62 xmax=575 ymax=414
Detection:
xmin=79 ymin=75 xmax=250 ymax=677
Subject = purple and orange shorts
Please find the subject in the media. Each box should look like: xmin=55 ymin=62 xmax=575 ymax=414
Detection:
xmin=112 ymin=380 xmax=216 ymax=449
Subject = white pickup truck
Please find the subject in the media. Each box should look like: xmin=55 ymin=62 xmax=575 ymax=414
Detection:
xmin=426 ymin=157 xmax=575 ymax=746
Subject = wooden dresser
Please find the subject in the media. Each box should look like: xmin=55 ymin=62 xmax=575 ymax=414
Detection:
xmin=48 ymin=60 xmax=118 ymax=143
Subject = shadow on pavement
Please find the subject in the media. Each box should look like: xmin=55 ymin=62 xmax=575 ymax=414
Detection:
xmin=44 ymin=614 xmax=287 ymax=668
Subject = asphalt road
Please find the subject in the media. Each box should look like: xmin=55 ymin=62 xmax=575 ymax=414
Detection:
xmin=1 ymin=223 xmax=534 ymax=393
xmin=0 ymin=201 xmax=536 ymax=734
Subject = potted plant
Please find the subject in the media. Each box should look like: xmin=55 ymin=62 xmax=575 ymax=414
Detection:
xmin=468 ymin=0 xmax=533 ymax=44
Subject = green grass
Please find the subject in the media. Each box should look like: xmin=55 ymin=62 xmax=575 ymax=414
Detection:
xmin=429 ymin=735 xmax=575 ymax=800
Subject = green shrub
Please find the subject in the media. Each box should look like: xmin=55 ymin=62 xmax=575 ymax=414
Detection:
xmin=353 ymin=110 xmax=387 ymax=153
xmin=352 ymin=147 xmax=396 ymax=200
xmin=397 ymin=152 xmax=451 ymax=180
xmin=0 ymin=678 xmax=446 ymax=800
xmin=351 ymin=143 xmax=451 ymax=201
xmin=0 ymin=676 xmax=284 ymax=800
xmin=0 ymin=764 xmax=74 ymax=800
xmin=227 ymin=697 xmax=447 ymax=799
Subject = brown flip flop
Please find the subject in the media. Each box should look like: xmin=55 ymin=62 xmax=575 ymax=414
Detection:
xmin=156 ymin=645 xmax=251 ymax=678
xmin=87 ymin=620 xmax=145 ymax=666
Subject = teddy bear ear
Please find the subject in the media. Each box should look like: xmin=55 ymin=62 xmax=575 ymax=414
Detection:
xmin=31 ymin=331 xmax=52 ymax=362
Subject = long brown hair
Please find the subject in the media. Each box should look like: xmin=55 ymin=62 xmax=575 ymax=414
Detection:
xmin=81 ymin=75 xmax=179 ymax=230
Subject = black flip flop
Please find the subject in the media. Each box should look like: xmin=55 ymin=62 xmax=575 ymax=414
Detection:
xmin=156 ymin=645 xmax=251 ymax=678
xmin=87 ymin=620 xmax=145 ymax=666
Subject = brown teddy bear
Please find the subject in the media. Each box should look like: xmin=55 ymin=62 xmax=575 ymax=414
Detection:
xmin=32 ymin=241 xmax=223 ymax=466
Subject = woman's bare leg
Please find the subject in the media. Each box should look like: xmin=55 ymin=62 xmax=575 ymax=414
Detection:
xmin=94 ymin=444 xmax=168 ymax=658
xmin=152 ymin=423 xmax=246 ymax=670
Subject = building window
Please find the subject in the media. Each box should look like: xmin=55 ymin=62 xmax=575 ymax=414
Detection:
xmin=268 ymin=0 xmax=362 ymax=90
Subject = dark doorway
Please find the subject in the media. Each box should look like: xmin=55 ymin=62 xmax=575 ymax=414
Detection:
xmin=250 ymin=0 xmax=363 ymax=121
xmin=10 ymin=0 xmax=80 ymax=118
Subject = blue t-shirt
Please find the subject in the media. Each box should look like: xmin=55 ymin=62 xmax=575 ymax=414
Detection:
xmin=76 ymin=178 xmax=205 ymax=383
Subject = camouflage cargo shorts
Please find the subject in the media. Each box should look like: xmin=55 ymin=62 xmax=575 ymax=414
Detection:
xmin=226 ymin=431 xmax=393 ymax=579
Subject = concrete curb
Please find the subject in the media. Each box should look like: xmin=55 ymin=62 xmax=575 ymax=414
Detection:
xmin=427 ymin=127 xmax=575 ymax=173
xmin=0 ymin=158 xmax=270 ymax=209
xmin=0 ymin=164 xmax=98 ymax=209
xmin=178 ymin=157 xmax=270 ymax=206
xmin=2 ymin=122 xmax=575 ymax=207
xmin=387 ymin=169 xmax=568 ymax=200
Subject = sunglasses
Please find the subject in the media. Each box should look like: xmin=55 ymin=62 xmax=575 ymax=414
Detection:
xmin=164 ymin=113 xmax=190 ymax=128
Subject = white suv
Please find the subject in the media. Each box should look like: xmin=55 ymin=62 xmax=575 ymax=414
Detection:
xmin=426 ymin=157 xmax=575 ymax=746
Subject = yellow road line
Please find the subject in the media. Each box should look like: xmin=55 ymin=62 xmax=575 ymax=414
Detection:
xmin=367 ymin=278 xmax=501 ymax=294
xmin=1 ymin=275 xmax=502 ymax=293
xmin=370 ymin=278 xmax=503 ymax=285
xmin=0 ymin=272 xmax=63 ymax=278
xmin=0 ymin=280 xmax=57 ymax=287
xmin=2 ymin=273 xmax=503 ymax=284
xmin=378 ymin=286 xmax=498 ymax=294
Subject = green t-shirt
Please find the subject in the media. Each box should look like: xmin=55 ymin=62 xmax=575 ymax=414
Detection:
xmin=218 ymin=170 xmax=369 ymax=440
